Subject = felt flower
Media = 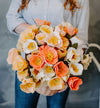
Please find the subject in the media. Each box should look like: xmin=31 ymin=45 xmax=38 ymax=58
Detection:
xmin=20 ymin=78 xmax=36 ymax=93
xmin=53 ymin=61 xmax=69 ymax=78
xmin=23 ymin=39 xmax=38 ymax=54
xmin=67 ymin=77 xmax=83 ymax=91
xmin=66 ymin=47 xmax=83 ymax=63
xmin=54 ymin=24 xmax=66 ymax=37
xmin=69 ymin=63 xmax=83 ymax=76
xmin=7 ymin=48 xmax=19 ymax=64
xmin=40 ymin=64 xmax=55 ymax=81
xmin=17 ymin=69 xmax=29 ymax=81
xmin=57 ymin=49 xmax=67 ymax=59
xmin=20 ymin=27 xmax=35 ymax=43
xmin=39 ymin=45 xmax=58 ymax=65
xmin=61 ymin=37 xmax=69 ymax=50
xmin=36 ymin=32 xmax=47 ymax=45
xmin=48 ymin=77 xmax=65 ymax=90
xmin=46 ymin=32 xmax=63 ymax=48
xmin=12 ymin=55 xmax=28 ymax=71
xmin=29 ymin=53 xmax=45 ymax=71
xmin=40 ymin=25 xmax=53 ymax=34
xmin=35 ymin=18 xmax=51 ymax=26
xmin=62 ymin=22 xmax=78 ymax=36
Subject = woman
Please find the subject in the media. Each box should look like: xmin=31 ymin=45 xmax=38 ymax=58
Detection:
xmin=6 ymin=0 xmax=89 ymax=108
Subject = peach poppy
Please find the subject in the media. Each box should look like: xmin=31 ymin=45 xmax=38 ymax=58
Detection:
xmin=67 ymin=77 xmax=83 ymax=91
xmin=29 ymin=53 xmax=45 ymax=71
xmin=27 ymin=25 xmax=39 ymax=34
xmin=20 ymin=78 xmax=36 ymax=93
xmin=35 ymin=18 xmax=51 ymax=26
xmin=20 ymin=28 xmax=35 ymax=43
xmin=53 ymin=61 xmax=69 ymax=78
xmin=63 ymin=26 xmax=78 ymax=36
xmin=48 ymin=77 xmax=65 ymax=90
xmin=39 ymin=45 xmax=58 ymax=65
xmin=7 ymin=48 xmax=19 ymax=64
xmin=12 ymin=55 xmax=28 ymax=71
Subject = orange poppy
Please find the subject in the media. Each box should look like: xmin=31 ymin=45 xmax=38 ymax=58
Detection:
xmin=63 ymin=26 xmax=78 ymax=36
xmin=39 ymin=45 xmax=58 ymax=65
xmin=35 ymin=18 xmax=51 ymax=26
xmin=53 ymin=61 xmax=69 ymax=78
xmin=29 ymin=53 xmax=45 ymax=71
xmin=67 ymin=77 xmax=83 ymax=91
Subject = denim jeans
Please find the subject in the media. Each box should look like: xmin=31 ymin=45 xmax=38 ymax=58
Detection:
xmin=15 ymin=71 xmax=69 ymax=108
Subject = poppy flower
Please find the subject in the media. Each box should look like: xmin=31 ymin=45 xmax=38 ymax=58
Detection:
xmin=23 ymin=39 xmax=38 ymax=54
xmin=48 ymin=77 xmax=65 ymax=90
xmin=53 ymin=61 xmax=69 ymax=78
xmin=39 ymin=45 xmax=58 ymax=65
xmin=35 ymin=18 xmax=51 ymax=26
xmin=17 ymin=69 xmax=29 ymax=81
xmin=40 ymin=25 xmax=53 ymax=34
xmin=20 ymin=29 xmax=35 ymax=43
xmin=67 ymin=77 xmax=83 ymax=91
xmin=62 ymin=22 xmax=78 ymax=36
xmin=36 ymin=33 xmax=47 ymax=45
xmin=46 ymin=32 xmax=63 ymax=48
xmin=29 ymin=53 xmax=45 ymax=71
xmin=20 ymin=78 xmax=36 ymax=93
xmin=7 ymin=48 xmax=19 ymax=64
xmin=12 ymin=55 xmax=28 ymax=71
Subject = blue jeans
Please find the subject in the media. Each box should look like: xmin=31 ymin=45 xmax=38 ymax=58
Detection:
xmin=15 ymin=71 xmax=69 ymax=108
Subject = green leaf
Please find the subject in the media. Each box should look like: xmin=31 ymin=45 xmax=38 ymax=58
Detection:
xmin=71 ymin=43 xmax=78 ymax=49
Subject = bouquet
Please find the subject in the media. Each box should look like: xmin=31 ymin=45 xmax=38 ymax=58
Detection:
xmin=7 ymin=20 xmax=92 ymax=94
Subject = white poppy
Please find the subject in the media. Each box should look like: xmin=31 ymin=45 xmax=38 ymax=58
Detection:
xmin=23 ymin=39 xmax=38 ymax=54
xmin=67 ymin=47 xmax=83 ymax=63
xmin=69 ymin=63 xmax=83 ymax=76
xmin=46 ymin=32 xmax=63 ymax=48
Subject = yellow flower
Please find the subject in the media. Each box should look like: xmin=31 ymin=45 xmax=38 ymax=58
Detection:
xmin=17 ymin=69 xmax=29 ymax=81
xmin=12 ymin=55 xmax=28 ymax=71
xmin=20 ymin=29 xmax=35 ymax=43
xmin=40 ymin=25 xmax=53 ymax=34
xmin=48 ymin=77 xmax=65 ymax=90
xmin=20 ymin=78 xmax=36 ymax=93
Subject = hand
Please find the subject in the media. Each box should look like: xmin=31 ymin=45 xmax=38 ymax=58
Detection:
xmin=35 ymin=86 xmax=58 ymax=96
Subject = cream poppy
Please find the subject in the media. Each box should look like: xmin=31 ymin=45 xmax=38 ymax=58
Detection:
xmin=40 ymin=64 xmax=55 ymax=81
xmin=23 ymin=39 xmax=38 ymax=54
xmin=69 ymin=63 xmax=83 ymax=76
xmin=46 ymin=32 xmax=63 ymax=48
xmin=66 ymin=47 xmax=83 ymax=63
xmin=48 ymin=77 xmax=65 ymax=90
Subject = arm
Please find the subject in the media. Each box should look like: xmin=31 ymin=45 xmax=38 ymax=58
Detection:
xmin=76 ymin=0 xmax=89 ymax=43
xmin=6 ymin=0 xmax=30 ymax=35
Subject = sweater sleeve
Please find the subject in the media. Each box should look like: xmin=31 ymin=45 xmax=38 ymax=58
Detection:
xmin=76 ymin=0 xmax=89 ymax=43
xmin=6 ymin=0 xmax=26 ymax=36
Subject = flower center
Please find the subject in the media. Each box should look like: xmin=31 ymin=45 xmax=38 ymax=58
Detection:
xmin=28 ymin=42 xmax=36 ymax=50
xmin=48 ymin=36 xmax=58 ymax=45
xmin=34 ymin=57 xmax=42 ymax=66
xmin=71 ymin=64 xmax=79 ymax=73
xmin=46 ymin=52 xmax=54 ymax=62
